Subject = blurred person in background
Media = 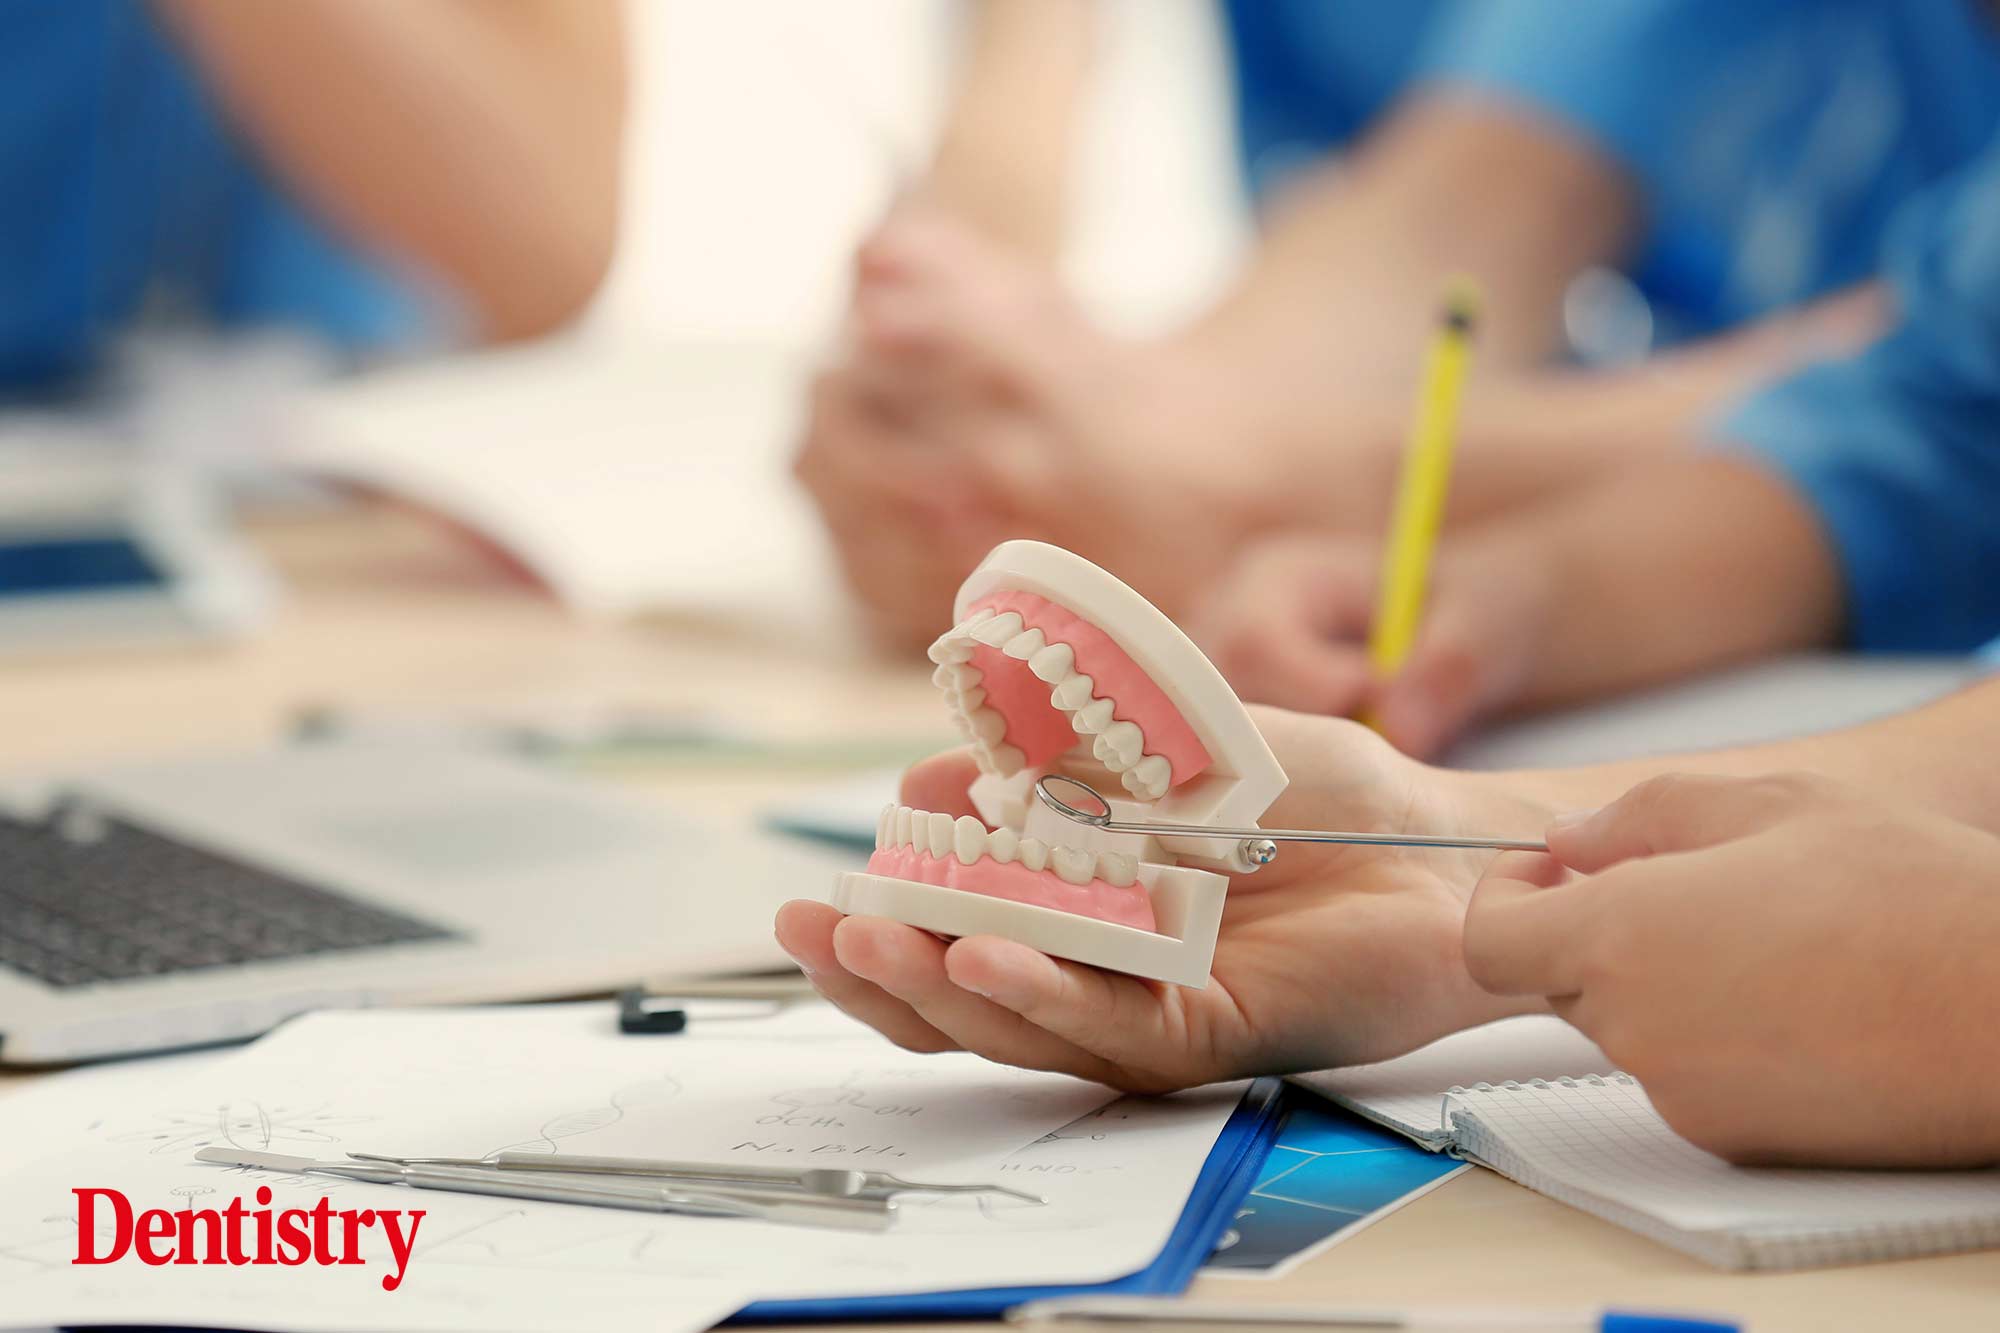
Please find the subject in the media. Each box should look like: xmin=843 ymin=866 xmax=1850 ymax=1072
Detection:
xmin=795 ymin=0 xmax=2000 ymax=656
xmin=1199 ymin=125 xmax=2000 ymax=755
xmin=4 ymin=0 xmax=625 ymax=397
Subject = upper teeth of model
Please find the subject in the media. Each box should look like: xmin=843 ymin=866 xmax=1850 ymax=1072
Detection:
xmin=874 ymin=804 xmax=1139 ymax=886
xmin=927 ymin=608 xmax=1173 ymax=801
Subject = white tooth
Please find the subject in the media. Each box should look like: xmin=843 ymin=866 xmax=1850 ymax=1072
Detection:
xmin=969 ymin=612 xmax=1023 ymax=647
xmin=988 ymin=743 xmax=1025 ymax=776
xmin=1096 ymin=732 xmax=1143 ymax=771
xmin=997 ymin=794 xmax=1029 ymax=828
xmin=933 ymin=663 xmax=979 ymax=691
xmin=1028 ymin=643 xmax=1074 ymax=682
xmin=926 ymin=811 xmax=954 ymax=858
xmin=987 ymin=827 xmax=1020 ymax=863
xmin=1002 ymin=628 xmax=1046 ymax=660
xmin=957 ymin=686 xmax=987 ymax=712
xmin=1119 ymin=767 xmax=1147 ymax=795
xmin=877 ymin=805 xmax=893 ymax=847
xmin=969 ymin=708 xmax=1007 ymax=746
xmin=1017 ymin=837 xmax=1049 ymax=872
xmin=927 ymin=634 xmax=974 ymax=665
xmin=953 ymin=815 xmax=986 ymax=865
xmin=894 ymin=806 xmax=914 ymax=846
xmin=1052 ymin=846 xmax=1095 ymax=885
xmin=1098 ymin=852 xmax=1138 ymax=887
xmin=1131 ymin=755 xmax=1172 ymax=796
xmin=952 ymin=713 xmax=978 ymax=740
xmin=1051 ymin=673 xmax=1094 ymax=709
xmin=1071 ymin=698 xmax=1115 ymax=734
xmin=1100 ymin=720 xmax=1144 ymax=764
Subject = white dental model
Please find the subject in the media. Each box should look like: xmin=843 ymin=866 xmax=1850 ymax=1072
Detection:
xmin=829 ymin=540 xmax=1287 ymax=987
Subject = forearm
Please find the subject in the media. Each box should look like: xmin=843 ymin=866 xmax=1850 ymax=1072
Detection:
xmin=1184 ymin=93 xmax=1635 ymax=408
xmin=1505 ymin=677 xmax=2000 ymax=835
xmin=1444 ymin=283 xmax=1891 ymax=521
xmin=155 ymin=0 xmax=625 ymax=341
xmin=1493 ymin=454 xmax=1844 ymax=709
xmin=925 ymin=0 xmax=1097 ymax=261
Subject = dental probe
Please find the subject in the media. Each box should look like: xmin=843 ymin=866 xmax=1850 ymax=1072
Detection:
xmin=1034 ymin=775 xmax=1547 ymax=869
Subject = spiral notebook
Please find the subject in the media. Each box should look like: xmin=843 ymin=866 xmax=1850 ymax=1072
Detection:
xmin=1295 ymin=1017 xmax=2000 ymax=1271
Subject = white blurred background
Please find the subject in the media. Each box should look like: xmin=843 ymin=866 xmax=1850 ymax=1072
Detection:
xmin=591 ymin=0 xmax=1245 ymax=345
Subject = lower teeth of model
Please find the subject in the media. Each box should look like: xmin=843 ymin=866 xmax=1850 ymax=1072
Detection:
xmin=875 ymin=804 xmax=1138 ymax=887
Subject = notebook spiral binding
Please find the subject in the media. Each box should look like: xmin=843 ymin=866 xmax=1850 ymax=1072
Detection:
xmin=1436 ymin=1072 xmax=1636 ymax=1135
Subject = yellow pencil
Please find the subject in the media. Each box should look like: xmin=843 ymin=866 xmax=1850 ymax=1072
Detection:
xmin=1364 ymin=282 xmax=1479 ymax=727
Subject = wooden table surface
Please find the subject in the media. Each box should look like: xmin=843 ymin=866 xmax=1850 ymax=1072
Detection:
xmin=3 ymin=503 xmax=1995 ymax=1332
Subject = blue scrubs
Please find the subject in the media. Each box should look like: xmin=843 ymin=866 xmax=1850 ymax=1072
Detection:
xmin=1 ymin=2 xmax=433 ymax=395
xmin=1723 ymin=139 xmax=2000 ymax=654
xmin=1219 ymin=0 xmax=2000 ymax=342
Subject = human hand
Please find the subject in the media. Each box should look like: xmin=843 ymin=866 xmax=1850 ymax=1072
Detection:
xmin=1191 ymin=530 xmax=1554 ymax=758
xmin=775 ymin=707 xmax=1558 ymax=1092
xmin=1464 ymin=772 xmax=2000 ymax=1167
xmin=794 ymin=204 xmax=1042 ymax=647
xmin=799 ymin=209 xmax=1389 ymax=640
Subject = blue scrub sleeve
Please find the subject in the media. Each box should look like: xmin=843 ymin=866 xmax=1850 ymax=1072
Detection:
xmin=1415 ymin=0 xmax=1811 ymax=187
xmin=1716 ymin=152 xmax=2000 ymax=652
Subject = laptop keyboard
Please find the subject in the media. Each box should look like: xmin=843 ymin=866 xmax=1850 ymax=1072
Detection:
xmin=0 ymin=807 xmax=460 ymax=989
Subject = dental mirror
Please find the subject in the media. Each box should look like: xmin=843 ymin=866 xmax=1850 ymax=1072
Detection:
xmin=1033 ymin=775 xmax=1547 ymax=870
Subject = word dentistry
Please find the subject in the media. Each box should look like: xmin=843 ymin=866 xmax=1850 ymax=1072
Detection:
xmin=72 ymin=1187 xmax=425 ymax=1291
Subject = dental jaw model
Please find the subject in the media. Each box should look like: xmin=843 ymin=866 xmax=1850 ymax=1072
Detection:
xmin=830 ymin=540 xmax=1287 ymax=987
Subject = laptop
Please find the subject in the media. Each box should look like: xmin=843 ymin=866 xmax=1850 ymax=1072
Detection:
xmin=0 ymin=736 xmax=845 ymax=1064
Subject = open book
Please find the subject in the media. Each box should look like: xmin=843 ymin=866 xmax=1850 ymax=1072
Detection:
xmin=1295 ymin=1017 xmax=2000 ymax=1271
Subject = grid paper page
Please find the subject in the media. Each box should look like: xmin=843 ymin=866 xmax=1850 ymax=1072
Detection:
xmin=1447 ymin=1075 xmax=2000 ymax=1267
xmin=1292 ymin=1017 xmax=1614 ymax=1147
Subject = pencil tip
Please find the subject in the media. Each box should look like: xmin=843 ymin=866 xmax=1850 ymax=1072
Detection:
xmin=1441 ymin=279 xmax=1482 ymax=335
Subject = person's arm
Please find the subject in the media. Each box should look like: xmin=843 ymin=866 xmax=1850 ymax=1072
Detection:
xmin=1509 ymin=676 xmax=2000 ymax=836
xmin=154 ymin=0 xmax=626 ymax=342
xmin=917 ymin=0 xmax=1097 ymax=262
xmin=1495 ymin=148 xmax=2000 ymax=708
xmin=1180 ymin=93 xmax=1636 ymax=413
xmin=1203 ymin=142 xmax=2000 ymax=755
xmin=1438 ymin=282 xmax=1890 ymax=521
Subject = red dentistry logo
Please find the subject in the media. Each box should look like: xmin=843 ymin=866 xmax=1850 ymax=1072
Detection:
xmin=71 ymin=1187 xmax=425 ymax=1291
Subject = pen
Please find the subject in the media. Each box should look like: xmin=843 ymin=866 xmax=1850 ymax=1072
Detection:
xmin=1006 ymin=1296 xmax=1738 ymax=1333
xmin=1364 ymin=283 xmax=1479 ymax=730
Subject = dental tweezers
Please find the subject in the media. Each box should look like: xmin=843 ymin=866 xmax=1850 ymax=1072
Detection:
xmin=1035 ymin=775 xmax=1547 ymax=868
xmin=349 ymin=1150 xmax=1047 ymax=1205
xmin=194 ymin=1147 xmax=894 ymax=1231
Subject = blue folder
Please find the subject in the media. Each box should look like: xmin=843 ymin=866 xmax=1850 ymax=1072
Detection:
xmin=729 ymin=1079 xmax=1285 ymax=1324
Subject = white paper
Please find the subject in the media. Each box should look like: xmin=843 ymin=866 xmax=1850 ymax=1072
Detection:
xmin=284 ymin=336 xmax=848 ymax=636
xmin=0 ymin=1003 xmax=1241 ymax=1330
xmin=1292 ymin=1016 xmax=1612 ymax=1146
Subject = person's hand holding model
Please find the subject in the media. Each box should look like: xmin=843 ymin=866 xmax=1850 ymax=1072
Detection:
xmin=785 ymin=676 xmax=2000 ymax=1169
xmin=779 ymin=707 xmax=1556 ymax=1092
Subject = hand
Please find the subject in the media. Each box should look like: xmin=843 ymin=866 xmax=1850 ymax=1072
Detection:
xmin=775 ymin=707 xmax=1559 ymax=1092
xmin=792 ymin=364 xmax=1018 ymax=648
xmin=793 ymin=202 xmax=1038 ymax=647
xmin=797 ymin=209 xmax=1397 ymax=640
xmin=1464 ymin=772 xmax=2000 ymax=1167
xmin=1191 ymin=530 xmax=1555 ymax=758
